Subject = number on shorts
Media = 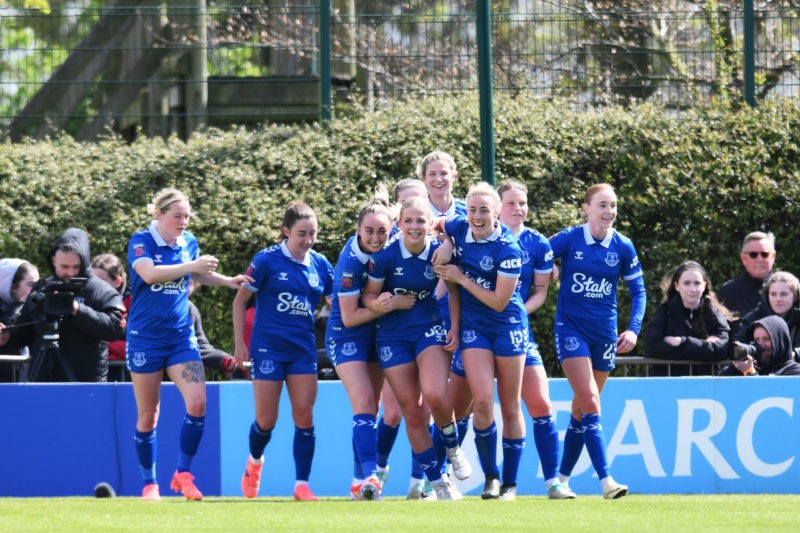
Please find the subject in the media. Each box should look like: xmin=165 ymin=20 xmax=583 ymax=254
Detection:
xmin=603 ymin=343 xmax=615 ymax=360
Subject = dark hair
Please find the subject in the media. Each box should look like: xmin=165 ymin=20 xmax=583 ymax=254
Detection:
xmin=497 ymin=179 xmax=528 ymax=199
xmin=91 ymin=253 xmax=127 ymax=294
xmin=357 ymin=202 xmax=393 ymax=228
xmin=662 ymin=260 xmax=733 ymax=332
xmin=278 ymin=202 xmax=316 ymax=241
xmin=11 ymin=262 xmax=38 ymax=295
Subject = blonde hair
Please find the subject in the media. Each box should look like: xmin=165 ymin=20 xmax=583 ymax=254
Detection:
xmin=149 ymin=188 xmax=189 ymax=218
xmin=393 ymin=178 xmax=427 ymax=202
xmin=415 ymin=151 xmax=457 ymax=180
xmin=398 ymin=195 xmax=433 ymax=222
xmin=762 ymin=271 xmax=800 ymax=304
xmin=466 ymin=181 xmax=500 ymax=210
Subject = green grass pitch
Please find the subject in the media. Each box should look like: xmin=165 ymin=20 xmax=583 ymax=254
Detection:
xmin=2 ymin=495 xmax=796 ymax=532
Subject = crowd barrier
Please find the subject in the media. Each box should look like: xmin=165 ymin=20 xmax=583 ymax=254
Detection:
xmin=0 ymin=377 xmax=797 ymax=497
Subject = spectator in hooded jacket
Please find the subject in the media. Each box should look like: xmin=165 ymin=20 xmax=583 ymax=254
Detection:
xmin=720 ymin=315 xmax=800 ymax=376
xmin=0 ymin=258 xmax=39 ymax=381
xmin=644 ymin=260 xmax=733 ymax=376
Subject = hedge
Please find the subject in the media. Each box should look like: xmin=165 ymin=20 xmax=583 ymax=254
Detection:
xmin=2 ymin=95 xmax=799 ymax=377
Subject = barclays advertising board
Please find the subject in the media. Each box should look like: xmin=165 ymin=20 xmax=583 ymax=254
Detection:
xmin=0 ymin=377 xmax=797 ymax=496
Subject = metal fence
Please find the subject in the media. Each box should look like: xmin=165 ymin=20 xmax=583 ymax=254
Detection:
xmin=1 ymin=1 xmax=798 ymax=141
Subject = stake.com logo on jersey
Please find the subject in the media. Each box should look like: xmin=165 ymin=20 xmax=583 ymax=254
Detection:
xmin=570 ymin=273 xmax=612 ymax=299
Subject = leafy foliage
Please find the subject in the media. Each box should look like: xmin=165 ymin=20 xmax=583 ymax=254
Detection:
xmin=2 ymin=96 xmax=799 ymax=376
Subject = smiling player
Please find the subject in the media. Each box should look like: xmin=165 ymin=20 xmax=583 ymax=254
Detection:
xmin=549 ymin=183 xmax=646 ymax=499
xmin=234 ymin=202 xmax=334 ymax=502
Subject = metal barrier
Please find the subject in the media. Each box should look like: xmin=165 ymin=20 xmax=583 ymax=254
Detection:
xmin=615 ymin=355 xmax=725 ymax=377
xmin=0 ymin=353 xmax=30 ymax=383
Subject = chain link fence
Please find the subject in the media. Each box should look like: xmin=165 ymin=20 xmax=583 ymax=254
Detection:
xmin=2 ymin=1 xmax=798 ymax=140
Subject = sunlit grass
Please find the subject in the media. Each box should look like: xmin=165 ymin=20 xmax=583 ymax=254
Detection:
xmin=2 ymin=494 xmax=797 ymax=532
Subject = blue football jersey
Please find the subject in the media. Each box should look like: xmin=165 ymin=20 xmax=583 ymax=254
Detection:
xmin=126 ymin=224 xmax=198 ymax=343
xmin=327 ymin=234 xmax=374 ymax=338
xmin=444 ymin=216 xmax=527 ymax=331
xmin=367 ymin=235 xmax=442 ymax=339
xmin=550 ymin=224 xmax=645 ymax=342
xmin=245 ymin=241 xmax=334 ymax=361
xmin=430 ymin=198 xmax=467 ymax=218
xmin=514 ymin=227 xmax=554 ymax=302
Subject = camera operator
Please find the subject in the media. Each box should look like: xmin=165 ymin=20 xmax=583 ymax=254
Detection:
xmin=0 ymin=228 xmax=125 ymax=382
xmin=720 ymin=315 xmax=800 ymax=376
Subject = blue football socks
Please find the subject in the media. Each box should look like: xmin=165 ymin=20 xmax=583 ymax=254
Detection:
xmin=502 ymin=436 xmax=525 ymax=485
xmin=134 ymin=429 xmax=157 ymax=485
xmin=533 ymin=414 xmax=560 ymax=481
xmin=293 ymin=425 xmax=316 ymax=482
xmin=376 ymin=417 xmax=399 ymax=468
xmin=177 ymin=414 xmax=205 ymax=472
xmin=582 ymin=413 xmax=610 ymax=480
xmin=248 ymin=420 xmax=273 ymax=460
xmin=559 ymin=415 xmax=584 ymax=479
xmin=352 ymin=414 xmax=378 ymax=478
xmin=413 ymin=446 xmax=442 ymax=483
xmin=474 ymin=422 xmax=500 ymax=477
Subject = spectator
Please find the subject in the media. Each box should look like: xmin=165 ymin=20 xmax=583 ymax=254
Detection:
xmin=91 ymin=253 xmax=129 ymax=380
xmin=0 ymin=259 xmax=39 ymax=382
xmin=718 ymin=231 xmax=776 ymax=330
xmin=736 ymin=271 xmax=800 ymax=361
xmin=720 ymin=315 xmax=800 ymax=376
xmin=0 ymin=229 xmax=125 ymax=382
xmin=643 ymin=261 xmax=732 ymax=376
xmin=187 ymin=278 xmax=238 ymax=379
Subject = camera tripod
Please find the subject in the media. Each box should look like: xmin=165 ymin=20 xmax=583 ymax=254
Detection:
xmin=27 ymin=316 xmax=77 ymax=382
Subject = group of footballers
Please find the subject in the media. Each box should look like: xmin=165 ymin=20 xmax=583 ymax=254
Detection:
xmin=123 ymin=150 xmax=645 ymax=502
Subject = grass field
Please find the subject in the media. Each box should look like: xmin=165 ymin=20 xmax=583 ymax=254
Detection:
xmin=2 ymin=495 xmax=796 ymax=532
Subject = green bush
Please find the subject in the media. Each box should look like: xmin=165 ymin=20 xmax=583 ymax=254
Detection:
xmin=2 ymin=96 xmax=799 ymax=377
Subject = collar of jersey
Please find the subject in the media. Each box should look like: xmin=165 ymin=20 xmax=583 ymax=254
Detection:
xmin=399 ymin=235 xmax=431 ymax=259
xmin=348 ymin=234 xmax=370 ymax=264
xmin=280 ymin=240 xmax=310 ymax=266
xmin=429 ymin=198 xmax=455 ymax=218
xmin=149 ymin=222 xmax=187 ymax=248
xmin=582 ymin=223 xmax=614 ymax=248
xmin=466 ymin=222 xmax=502 ymax=243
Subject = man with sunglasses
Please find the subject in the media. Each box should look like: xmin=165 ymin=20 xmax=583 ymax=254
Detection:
xmin=719 ymin=231 xmax=777 ymax=334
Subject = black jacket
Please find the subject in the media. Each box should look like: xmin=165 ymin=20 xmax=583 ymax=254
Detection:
xmin=718 ymin=273 xmax=766 ymax=335
xmin=644 ymin=294 xmax=730 ymax=375
xmin=721 ymin=315 xmax=800 ymax=376
xmin=736 ymin=298 xmax=800 ymax=361
xmin=6 ymin=229 xmax=125 ymax=382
